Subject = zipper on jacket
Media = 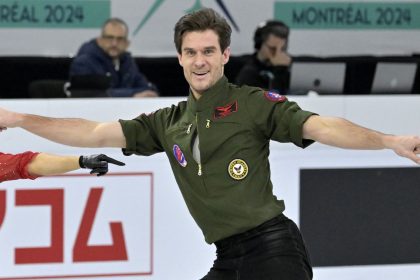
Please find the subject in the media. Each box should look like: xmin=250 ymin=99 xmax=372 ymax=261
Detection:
xmin=186 ymin=123 xmax=192 ymax=134
xmin=206 ymin=119 xmax=211 ymax=128
xmin=197 ymin=163 xmax=202 ymax=176
xmin=195 ymin=114 xmax=203 ymax=176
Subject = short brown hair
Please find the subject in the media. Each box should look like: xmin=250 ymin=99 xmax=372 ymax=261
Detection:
xmin=173 ymin=8 xmax=232 ymax=54
xmin=101 ymin=17 xmax=129 ymax=37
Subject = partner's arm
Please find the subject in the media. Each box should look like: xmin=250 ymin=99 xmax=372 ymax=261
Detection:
xmin=0 ymin=152 xmax=125 ymax=182
xmin=27 ymin=153 xmax=79 ymax=176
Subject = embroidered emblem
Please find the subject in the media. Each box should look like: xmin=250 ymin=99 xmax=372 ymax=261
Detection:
xmin=214 ymin=101 xmax=238 ymax=119
xmin=173 ymin=145 xmax=187 ymax=167
xmin=264 ymin=91 xmax=287 ymax=102
xmin=228 ymin=159 xmax=249 ymax=180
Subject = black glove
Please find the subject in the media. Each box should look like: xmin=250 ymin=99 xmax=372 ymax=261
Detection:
xmin=79 ymin=154 xmax=125 ymax=176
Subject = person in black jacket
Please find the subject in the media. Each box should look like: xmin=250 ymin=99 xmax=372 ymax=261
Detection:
xmin=69 ymin=18 xmax=159 ymax=98
xmin=236 ymin=20 xmax=291 ymax=94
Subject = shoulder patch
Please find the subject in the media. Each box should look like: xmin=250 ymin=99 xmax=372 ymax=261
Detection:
xmin=214 ymin=101 xmax=238 ymax=119
xmin=264 ymin=91 xmax=287 ymax=103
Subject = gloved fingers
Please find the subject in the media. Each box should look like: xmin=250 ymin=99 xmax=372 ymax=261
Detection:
xmin=99 ymin=155 xmax=125 ymax=166
xmin=81 ymin=154 xmax=125 ymax=176
xmin=87 ymin=160 xmax=107 ymax=168
xmin=90 ymin=167 xmax=108 ymax=176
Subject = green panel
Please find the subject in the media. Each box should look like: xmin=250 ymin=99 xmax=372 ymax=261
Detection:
xmin=275 ymin=2 xmax=420 ymax=29
xmin=0 ymin=0 xmax=110 ymax=28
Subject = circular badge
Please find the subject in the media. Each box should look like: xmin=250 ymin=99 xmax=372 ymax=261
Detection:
xmin=264 ymin=91 xmax=287 ymax=102
xmin=173 ymin=144 xmax=187 ymax=167
xmin=228 ymin=159 xmax=249 ymax=180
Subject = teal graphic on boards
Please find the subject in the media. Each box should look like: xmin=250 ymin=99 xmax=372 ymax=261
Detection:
xmin=275 ymin=2 xmax=420 ymax=29
xmin=133 ymin=0 xmax=239 ymax=36
xmin=0 ymin=0 xmax=110 ymax=28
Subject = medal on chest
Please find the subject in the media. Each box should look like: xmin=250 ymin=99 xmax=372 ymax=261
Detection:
xmin=228 ymin=159 xmax=248 ymax=180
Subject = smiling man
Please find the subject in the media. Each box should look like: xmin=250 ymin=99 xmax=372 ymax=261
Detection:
xmin=0 ymin=8 xmax=419 ymax=280
xmin=177 ymin=29 xmax=230 ymax=99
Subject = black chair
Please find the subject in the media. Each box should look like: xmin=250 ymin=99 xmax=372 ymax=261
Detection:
xmin=28 ymin=79 xmax=68 ymax=98
xmin=67 ymin=75 xmax=111 ymax=98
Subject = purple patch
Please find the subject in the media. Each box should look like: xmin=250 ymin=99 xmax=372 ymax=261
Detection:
xmin=264 ymin=91 xmax=287 ymax=102
xmin=173 ymin=144 xmax=187 ymax=167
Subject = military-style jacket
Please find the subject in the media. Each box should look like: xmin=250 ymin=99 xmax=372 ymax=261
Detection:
xmin=119 ymin=76 xmax=314 ymax=244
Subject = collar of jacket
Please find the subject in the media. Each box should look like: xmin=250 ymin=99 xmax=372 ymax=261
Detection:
xmin=187 ymin=76 xmax=230 ymax=114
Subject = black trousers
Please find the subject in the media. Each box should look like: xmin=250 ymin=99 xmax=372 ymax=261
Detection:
xmin=201 ymin=214 xmax=313 ymax=280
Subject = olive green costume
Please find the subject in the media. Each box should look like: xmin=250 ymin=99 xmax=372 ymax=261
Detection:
xmin=119 ymin=76 xmax=315 ymax=244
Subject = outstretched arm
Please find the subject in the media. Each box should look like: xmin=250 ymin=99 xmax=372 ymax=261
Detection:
xmin=303 ymin=115 xmax=420 ymax=164
xmin=0 ymin=107 xmax=126 ymax=148
xmin=28 ymin=153 xmax=79 ymax=176
xmin=0 ymin=152 xmax=125 ymax=183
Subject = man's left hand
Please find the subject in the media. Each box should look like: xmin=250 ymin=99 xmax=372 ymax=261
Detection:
xmin=391 ymin=135 xmax=420 ymax=164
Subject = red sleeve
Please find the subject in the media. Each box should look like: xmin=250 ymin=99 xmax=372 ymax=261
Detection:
xmin=0 ymin=152 xmax=40 ymax=183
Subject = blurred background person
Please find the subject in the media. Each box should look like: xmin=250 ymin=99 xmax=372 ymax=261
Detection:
xmin=236 ymin=20 xmax=291 ymax=94
xmin=69 ymin=18 xmax=159 ymax=98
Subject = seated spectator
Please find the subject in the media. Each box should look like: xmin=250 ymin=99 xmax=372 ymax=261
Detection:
xmin=235 ymin=20 xmax=291 ymax=94
xmin=69 ymin=18 xmax=158 ymax=98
